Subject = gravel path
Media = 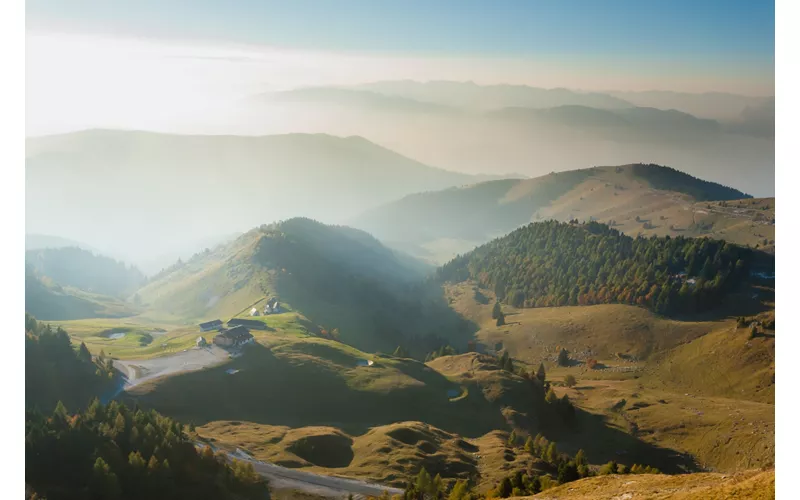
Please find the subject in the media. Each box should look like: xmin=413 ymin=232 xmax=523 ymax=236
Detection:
xmin=228 ymin=448 xmax=403 ymax=499
xmin=114 ymin=345 xmax=231 ymax=390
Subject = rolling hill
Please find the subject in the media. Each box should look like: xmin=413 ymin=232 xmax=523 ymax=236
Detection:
xmin=25 ymin=129 xmax=477 ymax=270
xmin=351 ymin=164 xmax=772 ymax=263
xmin=26 ymin=247 xmax=146 ymax=297
xmin=136 ymin=218 xmax=468 ymax=353
xmin=244 ymin=81 xmax=774 ymax=195
xmin=25 ymin=265 xmax=138 ymax=321
xmin=444 ymin=279 xmax=774 ymax=474
xmin=436 ymin=219 xmax=770 ymax=315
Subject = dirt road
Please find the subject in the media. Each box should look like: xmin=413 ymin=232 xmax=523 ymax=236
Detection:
xmin=227 ymin=448 xmax=403 ymax=499
xmin=113 ymin=345 xmax=231 ymax=390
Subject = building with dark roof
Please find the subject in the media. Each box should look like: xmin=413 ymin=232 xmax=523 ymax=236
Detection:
xmin=213 ymin=326 xmax=254 ymax=347
xmin=199 ymin=319 xmax=223 ymax=332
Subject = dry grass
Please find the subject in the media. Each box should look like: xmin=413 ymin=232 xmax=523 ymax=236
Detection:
xmin=535 ymin=168 xmax=774 ymax=251
xmin=523 ymin=469 xmax=774 ymax=500
xmin=443 ymin=282 xmax=774 ymax=473
xmin=198 ymin=420 xmax=541 ymax=489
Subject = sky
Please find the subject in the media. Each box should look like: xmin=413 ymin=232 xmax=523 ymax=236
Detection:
xmin=26 ymin=0 xmax=775 ymax=136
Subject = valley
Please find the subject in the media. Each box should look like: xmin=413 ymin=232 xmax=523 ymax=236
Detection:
xmin=24 ymin=166 xmax=775 ymax=498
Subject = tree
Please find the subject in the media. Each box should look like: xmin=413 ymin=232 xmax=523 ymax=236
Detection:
xmin=536 ymin=363 xmax=546 ymax=383
xmin=507 ymin=430 xmax=517 ymax=447
xmin=416 ymin=467 xmax=432 ymax=496
xmin=448 ymin=479 xmax=470 ymax=500
xmin=432 ymin=474 xmax=444 ymax=496
xmin=599 ymin=461 xmax=619 ymax=475
xmin=496 ymin=311 xmax=506 ymax=326
xmin=497 ymin=477 xmax=513 ymax=498
xmin=524 ymin=436 xmax=535 ymax=454
xmin=492 ymin=302 xmax=502 ymax=319
xmin=564 ymin=374 xmax=577 ymax=388
xmin=78 ymin=342 xmax=93 ymax=363
xmin=503 ymin=356 xmax=514 ymax=372
xmin=545 ymin=442 xmax=558 ymax=464
xmin=393 ymin=346 xmax=408 ymax=358
xmin=545 ymin=388 xmax=558 ymax=404
xmin=529 ymin=475 xmax=541 ymax=495
xmin=574 ymin=449 xmax=587 ymax=467
xmin=557 ymin=461 xmax=579 ymax=484
xmin=557 ymin=348 xmax=570 ymax=367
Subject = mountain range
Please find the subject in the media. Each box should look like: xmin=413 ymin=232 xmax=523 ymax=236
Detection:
xmin=26 ymin=130 xmax=502 ymax=270
xmin=249 ymin=82 xmax=774 ymax=195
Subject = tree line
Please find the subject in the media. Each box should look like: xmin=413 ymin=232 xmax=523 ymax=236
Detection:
xmin=25 ymin=313 xmax=114 ymax=413
xmin=25 ymin=400 xmax=268 ymax=499
xmin=437 ymin=220 xmax=769 ymax=314
xmin=25 ymin=314 xmax=269 ymax=499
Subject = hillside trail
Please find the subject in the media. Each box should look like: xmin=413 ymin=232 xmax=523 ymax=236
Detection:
xmin=199 ymin=443 xmax=403 ymax=499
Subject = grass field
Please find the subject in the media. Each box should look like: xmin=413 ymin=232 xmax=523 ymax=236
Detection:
xmin=444 ymin=282 xmax=774 ymax=473
xmin=522 ymin=468 xmax=774 ymax=499
xmin=198 ymin=420 xmax=552 ymax=490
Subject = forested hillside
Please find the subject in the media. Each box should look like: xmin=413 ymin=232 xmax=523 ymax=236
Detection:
xmin=25 ymin=401 xmax=268 ymax=500
xmin=26 ymin=247 xmax=146 ymax=297
xmin=25 ymin=313 xmax=114 ymax=412
xmin=25 ymin=313 xmax=269 ymax=499
xmin=437 ymin=220 xmax=770 ymax=314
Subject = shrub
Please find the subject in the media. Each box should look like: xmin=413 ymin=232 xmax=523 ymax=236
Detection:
xmin=564 ymin=374 xmax=577 ymax=388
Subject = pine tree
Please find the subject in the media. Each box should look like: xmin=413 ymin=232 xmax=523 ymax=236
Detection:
xmin=492 ymin=302 xmax=502 ymax=319
xmin=574 ymin=449 xmax=587 ymax=467
xmin=496 ymin=311 xmax=506 ymax=326
xmin=557 ymin=348 xmax=570 ymax=367
xmin=507 ymin=430 xmax=517 ymax=447
xmin=432 ymin=474 xmax=444 ymax=496
xmin=557 ymin=461 xmax=579 ymax=484
xmin=503 ymin=356 xmax=514 ymax=372
xmin=524 ymin=436 xmax=535 ymax=454
xmin=536 ymin=363 xmax=546 ymax=383
xmin=497 ymin=477 xmax=513 ymax=498
xmin=416 ymin=467 xmax=432 ymax=495
xmin=78 ymin=342 xmax=92 ymax=363
xmin=545 ymin=442 xmax=558 ymax=464
xmin=529 ymin=475 xmax=541 ymax=495
xmin=448 ymin=480 xmax=470 ymax=500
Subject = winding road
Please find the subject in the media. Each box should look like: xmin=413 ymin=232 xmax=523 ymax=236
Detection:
xmin=113 ymin=348 xmax=403 ymax=498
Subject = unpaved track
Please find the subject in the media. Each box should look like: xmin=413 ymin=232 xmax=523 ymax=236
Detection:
xmin=232 ymin=449 xmax=402 ymax=499
xmin=114 ymin=345 xmax=230 ymax=390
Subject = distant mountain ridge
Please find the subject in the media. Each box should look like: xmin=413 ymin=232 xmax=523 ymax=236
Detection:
xmin=351 ymin=164 xmax=758 ymax=263
xmin=26 ymin=129 xmax=484 ymax=272
xmin=247 ymin=81 xmax=774 ymax=195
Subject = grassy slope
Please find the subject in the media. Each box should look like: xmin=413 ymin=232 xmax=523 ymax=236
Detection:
xmin=352 ymin=165 xmax=772 ymax=264
xmin=134 ymin=219 xmax=470 ymax=354
xmin=124 ymin=335 xmax=528 ymax=439
xmin=523 ymin=469 xmax=774 ymax=500
xmin=445 ymin=282 xmax=774 ymax=473
xmin=25 ymin=271 xmax=138 ymax=321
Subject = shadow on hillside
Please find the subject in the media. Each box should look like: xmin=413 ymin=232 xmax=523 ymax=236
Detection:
xmin=122 ymin=343 xmax=505 ymax=438
xmin=274 ymin=276 xmax=479 ymax=355
xmin=543 ymin=407 xmax=700 ymax=474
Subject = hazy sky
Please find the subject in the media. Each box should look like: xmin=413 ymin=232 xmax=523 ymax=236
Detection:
xmin=27 ymin=0 xmax=775 ymax=136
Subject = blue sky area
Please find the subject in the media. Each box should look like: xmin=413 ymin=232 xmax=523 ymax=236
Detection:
xmin=27 ymin=0 xmax=775 ymax=59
